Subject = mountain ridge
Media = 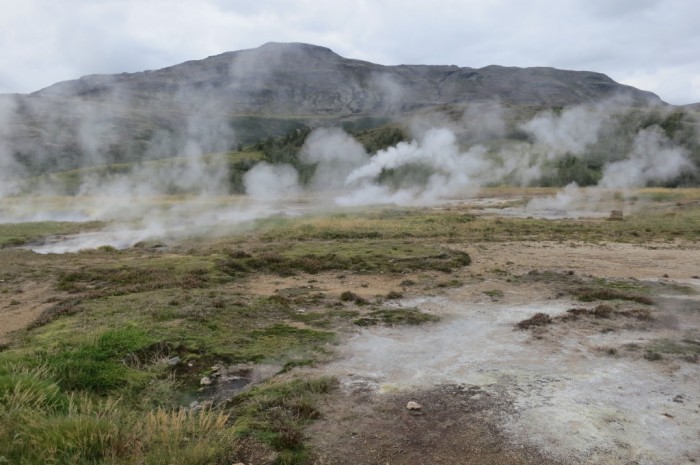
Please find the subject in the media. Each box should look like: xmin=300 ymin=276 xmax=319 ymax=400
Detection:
xmin=28 ymin=42 xmax=661 ymax=112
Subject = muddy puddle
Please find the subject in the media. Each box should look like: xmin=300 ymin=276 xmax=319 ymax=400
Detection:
xmin=326 ymin=290 xmax=700 ymax=464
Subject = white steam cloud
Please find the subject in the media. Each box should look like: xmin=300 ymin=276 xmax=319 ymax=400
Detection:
xmin=244 ymin=162 xmax=300 ymax=201
xmin=300 ymin=127 xmax=369 ymax=192
xmin=1 ymin=86 xmax=698 ymax=253
xmin=339 ymin=128 xmax=493 ymax=206
xmin=520 ymin=103 xmax=611 ymax=158
xmin=599 ymin=126 xmax=692 ymax=189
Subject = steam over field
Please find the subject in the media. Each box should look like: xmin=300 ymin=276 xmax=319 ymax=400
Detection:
xmin=2 ymin=95 xmax=699 ymax=253
xmin=1 ymin=90 xmax=700 ymax=464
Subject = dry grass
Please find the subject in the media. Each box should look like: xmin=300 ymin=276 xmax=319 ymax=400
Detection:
xmin=0 ymin=364 xmax=236 ymax=465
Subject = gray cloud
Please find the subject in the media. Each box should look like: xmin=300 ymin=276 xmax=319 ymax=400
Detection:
xmin=0 ymin=0 xmax=698 ymax=104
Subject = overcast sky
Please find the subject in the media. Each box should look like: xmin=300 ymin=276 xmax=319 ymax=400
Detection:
xmin=0 ymin=0 xmax=697 ymax=105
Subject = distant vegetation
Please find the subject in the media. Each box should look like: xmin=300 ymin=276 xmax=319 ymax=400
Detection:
xmin=535 ymin=108 xmax=700 ymax=187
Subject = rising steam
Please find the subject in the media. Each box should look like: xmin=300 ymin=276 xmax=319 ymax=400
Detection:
xmin=0 ymin=87 xmax=697 ymax=252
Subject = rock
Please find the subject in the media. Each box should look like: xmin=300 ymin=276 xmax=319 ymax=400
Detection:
xmin=200 ymin=376 xmax=212 ymax=386
xmin=406 ymin=401 xmax=422 ymax=410
xmin=166 ymin=356 xmax=181 ymax=366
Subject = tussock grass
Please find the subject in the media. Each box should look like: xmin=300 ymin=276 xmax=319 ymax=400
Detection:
xmin=230 ymin=377 xmax=336 ymax=463
xmin=353 ymin=307 xmax=440 ymax=327
xmin=0 ymin=364 xmax=235 ymax=465
xmin=516 ymin=312 xmax=552 ymax=329
xmin=574 ymin=287 xmax=654 ymax=305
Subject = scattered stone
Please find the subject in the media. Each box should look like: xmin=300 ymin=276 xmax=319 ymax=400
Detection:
xmin=200 ymin=376 xmax=212 ymax=386
xmin=189 ymin=400 xmax=199 ymax=409
xmin=406 ymin=401 xmax=422 ymax=411
xmin=167 ymin=356 xmax=181 ymax=366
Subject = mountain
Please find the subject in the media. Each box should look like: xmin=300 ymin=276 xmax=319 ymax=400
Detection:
xmin=34 ymin=42 xmax=661 ymax=114
xmin=0 ymin=42 xmax=667 ymax=176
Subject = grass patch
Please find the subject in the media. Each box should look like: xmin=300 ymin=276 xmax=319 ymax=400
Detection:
xmin=0 ymin=365 xmax=235 ymax=465
xmin=353 ymin=307 xmax=440 ymax=327
xmin=644 ymin=338 xmax=700 ymax=362
xmin=230 ymin=376 xmax=336 ymax=463
xmin=56 ymin=256 xmax=221 ymax=295
xmin=41 ymin=328 xmax=152 ymax=393
xmin=574 ymin=287 xmax=654 ymax=305
xmin=219 ymin=242 xmax=471 ymax=276
xmin=0 ymin=221 xmax=103 ymax=248
xmin=253 ymin=204 xmax=700 ymax=244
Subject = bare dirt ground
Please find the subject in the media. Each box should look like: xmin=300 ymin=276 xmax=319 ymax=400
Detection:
xmin=301 ymin=241 xmax=700 ymax=465
xmin=0 ymin=282 xmax=56 ymax=344
xmin=461 ymin=240 xmax=700 ymax=281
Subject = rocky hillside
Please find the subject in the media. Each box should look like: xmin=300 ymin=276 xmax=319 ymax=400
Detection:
xmin=0 ymin=42 xmax=666 ymax=175
xmin=35 ymin=42 xmax=660 ymax=114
